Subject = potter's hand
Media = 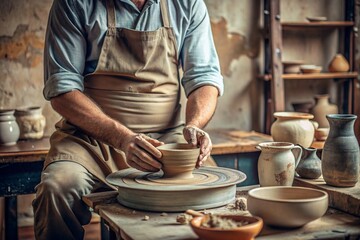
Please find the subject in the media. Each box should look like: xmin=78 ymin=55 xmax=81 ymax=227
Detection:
xmin=183 ymin=125 xmax=212 ymax=168
xmin=122 ymin=133 xmax=164 ymax=172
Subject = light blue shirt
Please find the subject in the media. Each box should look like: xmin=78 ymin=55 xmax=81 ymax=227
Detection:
xmin=43 ymin=0 xmax=224 ymax=100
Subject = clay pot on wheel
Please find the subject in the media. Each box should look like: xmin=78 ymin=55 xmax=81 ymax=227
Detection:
xmin=271 ymin=112 xmax=315 ymax=148
xmin=157 ymin=143 xmax=200 ymax=179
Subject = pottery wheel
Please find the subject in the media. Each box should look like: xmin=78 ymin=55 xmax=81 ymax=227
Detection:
xmin=106 ymin=166 xmax=246 ymax=212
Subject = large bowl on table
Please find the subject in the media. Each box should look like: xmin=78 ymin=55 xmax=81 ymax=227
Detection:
xmin=247 ymin=186 xmax=328 ymax=228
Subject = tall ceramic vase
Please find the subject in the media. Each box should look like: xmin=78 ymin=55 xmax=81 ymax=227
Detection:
xmin=321 ymin=114 xmax=359 ymax=187
xmin=0 ymin=109 xmax=20 ymax=145
xmin=311 ymin=94 xmax=338 ymax=128
xmin=270 ymin=112 xmax=315 ymax=148
xmin=257 ymin=142 xmax=302 ymax=186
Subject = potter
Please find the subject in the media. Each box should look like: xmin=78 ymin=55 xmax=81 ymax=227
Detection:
xmin=257 ymin=142 xmax=302 ymax=186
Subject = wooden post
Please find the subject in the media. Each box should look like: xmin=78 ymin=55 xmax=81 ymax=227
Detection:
xmin=269 ymin=0 xmax=285 ymax=114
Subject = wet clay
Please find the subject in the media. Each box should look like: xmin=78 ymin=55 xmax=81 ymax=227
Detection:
xmin=201 ymin=214 xmax=249 ymax=229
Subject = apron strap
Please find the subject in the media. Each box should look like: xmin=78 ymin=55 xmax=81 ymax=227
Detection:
xmin=160 ymin=0 xmax=170 ymax=28
xmin=105 ymin=0 xmax=116 ymax=35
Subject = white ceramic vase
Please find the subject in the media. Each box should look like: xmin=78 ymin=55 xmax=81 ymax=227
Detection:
xmin=0 ymin=109 xmax=20 ymax=145
xmin=257 ymin=142 xmax=302 ymax=186
xmin=270 ymin=112 xmax=315 ymax=148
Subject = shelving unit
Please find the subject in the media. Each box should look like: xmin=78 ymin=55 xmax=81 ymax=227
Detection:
xmin=262 ymin=0 xmax=357 ymax=133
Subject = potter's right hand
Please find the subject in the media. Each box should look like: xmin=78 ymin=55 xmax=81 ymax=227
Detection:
xmin=121 ymin=133 xmax=164 ymax=172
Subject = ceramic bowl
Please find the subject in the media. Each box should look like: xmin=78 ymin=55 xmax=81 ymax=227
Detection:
xmin=300 ymin=65 xmax=323 ymax=74
xmin=314 ymin=127 xmax=330 ymax=141
xmin=157 ymin=143 xmax=200 ymax=179
xmin=282 ymin=60 xmax=303 ymax=73
xmin=247 ymin=186 xmax=328 ymax=228
xmin=190 ymin=214 xmax=263 ymax=240
xmin=306 ymin=16 xmax=327 ymax=22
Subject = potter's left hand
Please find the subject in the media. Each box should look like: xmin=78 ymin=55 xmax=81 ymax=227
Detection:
xmin=183 ymin=125 xmax=212 ymax=168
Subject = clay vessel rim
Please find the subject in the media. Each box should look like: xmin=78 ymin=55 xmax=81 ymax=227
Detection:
xmin=0 ymin=109 xmax=15 ymax=114
xmin=15 ymin=106 xmax=42 ymax=112
xmin=157 ymin=143 xmax=199 ymax=152
xmin=274 ymin=112 xmax=314 ymax=119
xmin=258 ymin=142 xmax=294 ymax=149
xmin=326 ymin=114 xmax=357 ymax=120
xmin=248 ymin=186 xmax=328 ymax=203
xmin=191 ymin=215 xmax=263 ymax=231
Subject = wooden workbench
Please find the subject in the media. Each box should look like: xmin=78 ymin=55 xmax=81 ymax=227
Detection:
xmin=0 ymin=137 xmax=50 ymax=240
xmin=83 ymin=188 xmax=360 ymax=240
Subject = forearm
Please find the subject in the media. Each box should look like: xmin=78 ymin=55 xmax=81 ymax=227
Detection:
xmin=185 ymin=86 xmax=219 ymax=129
xmin=50 ymin=90 xmax=134 ymax=149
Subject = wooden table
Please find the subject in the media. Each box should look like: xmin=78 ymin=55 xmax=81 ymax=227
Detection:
xmin=207 ymin=129 xmax=324 ymax=186
xmin=0 ymin=138 xmax=50 ymax=240
xmin=83 ymin=188 xmax=360 ymax=240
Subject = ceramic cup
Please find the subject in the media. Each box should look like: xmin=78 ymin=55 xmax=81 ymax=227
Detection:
xmin=157 ymin=143 xmax=200 ymax=179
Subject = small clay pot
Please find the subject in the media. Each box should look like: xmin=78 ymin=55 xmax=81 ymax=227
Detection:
xmin=328 ymin=54 xmax=349 ymax=72
xmin=15 ymin=106 xmax=46 ymax=140
xmin=314 ymin=128 xmax=329 ymax=141
xmin=157 ymin=143 xmax=200 ymax=179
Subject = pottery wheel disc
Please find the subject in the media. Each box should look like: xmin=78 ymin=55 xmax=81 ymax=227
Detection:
xmin=106 ymin=166 xmax=246 ymax=212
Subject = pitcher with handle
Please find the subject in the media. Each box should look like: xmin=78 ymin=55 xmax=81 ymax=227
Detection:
xmin=256 ymin=142 xmax=302 ymax=186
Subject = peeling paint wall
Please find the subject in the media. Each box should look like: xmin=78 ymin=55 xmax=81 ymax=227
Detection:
xmin=0 ymin=0 xmax=59 ymax=137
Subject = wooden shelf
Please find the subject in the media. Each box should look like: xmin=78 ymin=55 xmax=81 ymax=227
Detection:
xmin=282 ymin=21 xmax=354 ymax=29
xmin=260 ymin=72 xmax=358 ymax=81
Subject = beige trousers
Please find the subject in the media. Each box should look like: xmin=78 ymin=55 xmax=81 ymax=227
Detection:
xmin=32 ymin=161 xmax=109 ymax=240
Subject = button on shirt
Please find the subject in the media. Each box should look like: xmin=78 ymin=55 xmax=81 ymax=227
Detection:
xmin=43 ymin=0 xmax=224 ymax=100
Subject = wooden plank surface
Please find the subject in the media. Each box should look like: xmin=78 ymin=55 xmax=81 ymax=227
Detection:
xmin=261 ymin=72 xmax=358 ymax=81
xmin=0 ymin=137 xmax=50 ymax=163
xmin=294 ymin=177 xmax=360 ymax=217
xmin=207 ymin=129 xmax=272 ymax=155
xmin=84 ymin=189 xmax=360 ymax=240
xmin=282 ymin=21 xmax=354 ymax=28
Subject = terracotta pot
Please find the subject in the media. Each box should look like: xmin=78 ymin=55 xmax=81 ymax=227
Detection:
xmin=271 ymin=112 xmax=315 ymax=148
xmin=321 ymin=114 xmax=359 ymax=187
xmin=296 ymin=146 xmax=322 ymax=179
xmin=310 ymin=94 xmax=338 ymax=128
xmin=157 ymin=143 xmax=200 ymax=179
xmin=0 ymin=109 xmax=20 ymax=146
xmin=256 ymin=142 xmax=302 ymax=186
xmin=15 ymin=106 xmax=46 ymax=140
xmin=247 ymin=186 xmax=328 ymax=228
xmin=328 ymin=54 xmax=350 ymax=72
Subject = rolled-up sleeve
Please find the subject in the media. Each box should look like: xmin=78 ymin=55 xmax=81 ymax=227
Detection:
xmin=43 ymin=0 xmax=86 ymax=100
xmin=180 ymin=0 xmax=224 ymax=97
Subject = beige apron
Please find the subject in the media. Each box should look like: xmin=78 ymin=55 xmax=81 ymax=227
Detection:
xmin=45 ymin=0 xmax=185 ymax=184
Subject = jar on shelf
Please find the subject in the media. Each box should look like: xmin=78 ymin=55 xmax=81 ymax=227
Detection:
xmin=328 ymin=54 xmax=350 ymax=72
xmin=15 ymin=106 xmax=46 ymax=140
xmin=310 ymin=94 xmax=338 ymax=128
xmin=0 ymin=109 xmax=20 ymax=145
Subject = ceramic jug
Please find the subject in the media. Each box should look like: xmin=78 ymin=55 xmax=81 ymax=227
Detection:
xmin=295 ymin=146 xmax=322 ymax=179
xmin=311 ymin=94 xmax=338 ymax=128
xmin=256 ymin=142 xmax=302 ymax=186
xmin=322 ymin=114 xmax=359 ymax=187
xmin=0 ymin=109 xmax=20 ymax=145
xmin=328 ymin=54 xmax=350 ymax=72
xmin=270 ymin=112 xmax=315 ymax=148
xmin=15 ymin=106 xmax=46 ymax=140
